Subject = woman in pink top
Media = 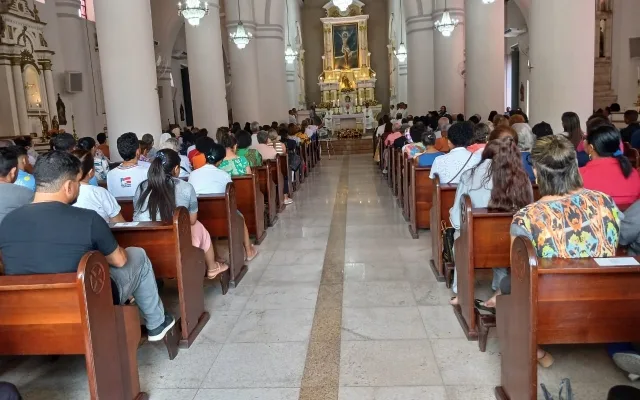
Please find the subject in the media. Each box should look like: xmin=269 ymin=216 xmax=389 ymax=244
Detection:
xmin=466 ymin=123 xmax=490 ymax=154
xmin=384 ymin=121 xmax=403 ymax=146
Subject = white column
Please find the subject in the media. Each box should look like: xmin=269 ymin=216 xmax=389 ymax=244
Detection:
xmin=94 ymin=0 xmax=161 ymax=160
xmin=11 ymin=62 xmax=29 ymax=135
xmin=225 ymin=0 xmax=260 ymax=124
xmin=185 ymin=2 xmax=229 ymax=131
xmin=530 ymin=0 xmax=595 ymax=132
xmin=287 ymin=65 xmax=298 ymax=109
xmin=398 ymin=63 xmax=408 ymax=104
xmin=157 ymin=67 xmax=174 ymax=130
xmin=43 ymin=66 xmax=58 ymax=121
xmin=434 ymin=0 xmax=465 ymax=114
xmin=465 ymin=0 xmax=504 ymax=119
xmin=404 ymin=1 xmax=435 ymax=114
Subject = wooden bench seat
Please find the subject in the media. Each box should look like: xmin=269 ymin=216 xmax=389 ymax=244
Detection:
xmin=408 ymin=163 xmax=433 ymax=239
xmin=111 ymin=207 xmax=212 ymax=348
xmin=394 ymin=148 xmax=403 ymax=200
xmin=256 ymin=160 xmax=278 ymax=227
xmin=268 ymin=154 xmax=285 ymax=212
xmin=231 ymin=174 xmax=266 ymax=244
xmin=402 ymin=155 xmax=411 ymax=221
xmin=0 ymin=252 xmax=148 ymax=400
xmin=494 ymin=237 xmax=640 ymax=400
xmin=429 ymin=176 xmax=457 ymax=282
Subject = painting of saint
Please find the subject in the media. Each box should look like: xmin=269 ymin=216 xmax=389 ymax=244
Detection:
xmin=333 ymin=24 xmax=359 ymax=70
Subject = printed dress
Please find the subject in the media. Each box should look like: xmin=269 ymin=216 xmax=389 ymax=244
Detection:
xmin=219 ymin=156 xmax=250 ymax=177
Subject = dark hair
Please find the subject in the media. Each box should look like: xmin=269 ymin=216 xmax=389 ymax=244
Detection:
xmin=136 ymin=149 xmax=181 ymax=223
xmin=561 ymin=112 xmax=584 ymax=148
xmin=469 ymin=115 xmax=480 ymax=125
xmin=141 ymin=133 xmax=155 ymax=146
xmin=456 ymin=114 xmax=465 ymax=122
xmin=139 ymin=140 xmax=152 ymax=155
xmin=480 ymin=137 xmax=533 ymax=211
xmin=384 ymin=122 xmax=393 ymax=133
xmin=532 ymin=122 xmax=553 ymax=139
xmin=8 ymin=145 xmax=27 ymax=158
xmin=205 ymin=143 xmax=226 ymax=165
xmin=531 ymin=135 xmax=583 ymax=196
xmin=611 ymin=103 xmax=621 ymax=112
xmin=472 ymin=123 xmax=490 ymax=144
xmin=489 ymin=125 xmax=518 ymax=144
xmin=97 ymin=132 xmax=107 ymax=145
xmin=235 ymin=130 xmax=252 ymax=149
xmin=586 ymin=115 xmax=613 ymax=133
xmin=33 ymin=150 xmax=81 ymax=193
xmin=243 ymin=122 xmax=251 ymax=132
xmin=13 ymin=136 xmax=32 ymax=148
xmin=279 ymin=127 xmax=289 ymax=140
xmin=624 ymin=110 xmax=639 ymax=123
xmin=71 ymin=149 xmax=95 ymax=181
xmin=422 ymin=131 xmax=437 ymax=147
xmin=409 ymin=123 xmax=426 ymax=143
xmin=383 ymin=114 xmax=390 ymax=124
xmin=0 ymin=147 xmax=18 ymax=177
xmin=220 ymin=133 xmax=238 ymax=149
xmin=448 ymin=121 xmax=474 ymax=147
xmin=587 ymin=125 xmax=632 ymax=178
xmin=51 ymin=132 xmax=76 ymax=152
xmin=488 ymin=111 xmax=498 ymax=123
xmin=77 ymin=137 xmax=96 ymax=152
xmin=117 ymin=132 xmax=140 ymax=161
xmin=195 ymin=136 xmax=215 ymax=154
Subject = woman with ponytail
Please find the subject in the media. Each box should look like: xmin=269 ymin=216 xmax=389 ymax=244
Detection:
xmin=133 ymin=149 xmax=229 ymax=278
xmin=580 ymin=124 xmax=640 ymax=210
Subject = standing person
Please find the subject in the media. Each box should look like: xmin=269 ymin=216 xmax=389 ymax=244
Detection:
xmin=0 ymin=148 xmax=33 ymax=224
xmin=107 ymin=132 xmax=150 ymax=197
xmin=188 ymin=143 xmax=260 ymax=260
xmin=133 ymin=149 xmax=229 ymax=278
xmin=429 ymin=122 xmax=479 ymax=184
xmin=449 ymin=137 xmax=533 ymax=300
xmin=0 ymin=151 xmax=175 ymax=341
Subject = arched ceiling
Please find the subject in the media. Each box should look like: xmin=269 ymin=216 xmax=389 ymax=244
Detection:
xmin=510 ymin=0 xmax=530 ymax=25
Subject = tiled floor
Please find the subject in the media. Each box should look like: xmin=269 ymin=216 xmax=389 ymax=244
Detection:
xmin=1 ymin=155 xmax=638 ymax=399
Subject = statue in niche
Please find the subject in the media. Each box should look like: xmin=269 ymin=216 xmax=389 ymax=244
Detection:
xmin=56 ymin=94 xmax=67 ymax=125
xmin=51 ymin=116 xmax=59 ymax=131
xmin=180 ymin=104 xmax=185 ymax=121
xmin=599 ymin=19 xmax=606 ymax=58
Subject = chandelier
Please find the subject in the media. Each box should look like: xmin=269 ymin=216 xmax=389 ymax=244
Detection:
xmin=482 ymin=0 xmax=496 ymax=3
xmin=177 ymin=0 xmax=209 ymax=27
xmin=395 ymin=0 xmax=407 ymax=62
xmin=434 ymin=0 xmax=459 ymax=37
xmin=230 ymin=0 xmax=252 ymax=49
xmin=333 ymin=0 xmax=353 ymax=12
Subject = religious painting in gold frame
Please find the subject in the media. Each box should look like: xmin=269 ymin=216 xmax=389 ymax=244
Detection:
xmin=332 ymin=23 xmax=359 ymax=70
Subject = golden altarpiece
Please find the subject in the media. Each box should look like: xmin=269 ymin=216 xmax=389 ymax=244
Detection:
xmin=0 ymin=0 xmax=57 ymax=139
xmin=316 ymin=1 xmax=381 ymax=134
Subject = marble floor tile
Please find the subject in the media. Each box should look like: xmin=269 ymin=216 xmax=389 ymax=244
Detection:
xmin=228 ymin=309 xmax=314 ymax=343
xmin=259 ymin=263 xmax=324 ymax=285
xmin=342 ymin=306 xmax=427 ymax=340
xmin=419 ymin=305 xmax=467 ymax=339
xmin=196 ymin=310 xmax=242 ymax=344
xmin=431 ymin=338 xmax=501 ymax=386
xmin=411 ymin=282 xmax=455 ymax=306
xmin=269 ymin=249 xmax=327 ymax=265
xmin=202 ymin=342 xmax=307 ymax=388
xmin=343 ymin=281 xmax=416 ymax=308
xmin=245 ymin=283 xmax=319 ymax=310
xmin=445 ymin=385 xmax=496 ymax=400
xmin=144 ymin=389 xmax=199 ymax=400
xmin=340 ymin=340 xmax=443 ymax=386
xmin=194 ymin=388 xmax=300 ymax=400
xmin=206 ymin=284 xmax=255 ymax=311
xmin=344 ymin=261 xmax=409 ymax=282
xmin=338 ymin=386 xmax=448 ymax=400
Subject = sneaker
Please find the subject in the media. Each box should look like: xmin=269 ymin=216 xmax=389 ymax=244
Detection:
xmin=147 ymin=313 xmax=176 ymax=342
xmin=613 ymin=352 xmax=640 ymax=376
xmin=284 ymin=198 xmax=294 ymax=205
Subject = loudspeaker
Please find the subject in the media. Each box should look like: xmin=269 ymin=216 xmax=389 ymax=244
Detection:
xmin=630 ymin=37 xmax=640 ymax=59
xmin=65 ymin=71 xmax=83 ymax=93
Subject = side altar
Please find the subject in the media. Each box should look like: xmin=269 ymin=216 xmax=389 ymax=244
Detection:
xmin=314 ymin=1 xmax=381 ymax=136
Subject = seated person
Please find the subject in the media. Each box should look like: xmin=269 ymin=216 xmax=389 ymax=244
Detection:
xmin=97 ymin=132 xmax=110 ymax=159
xmin=621 ymin=110 xmax=640 ymax=144
xmin=190 ymin=135 xmax=212 ymax=170
xmin=512 ymin=123 xmax=536 ymax=182
xmin=51 ymin=132 xmax=76 ymax=152
xmin=416 ymin=131 xmax=444 ymax=167
xmin=71 ymin=150 xmax=126 ymax=223
xmin=434 ymin=123 xmax=453 ymax=152
xmin=0 ymin=148 xmax=34 ymax=225
xmin=488 ymin=125 xmax=535 ymax=181
xmin=429 ymin=122 xmax=479 ymax=184
xmin=141 ymin=133 xmax=157 ymax=159
xmin=402 ymin=123 xmax=427 ymax=158
xmin=188 ymin=142 xmax=259 ymax=260
xmin=77 ymin=137 xmax=109 ymax=182
xmin=107 ymin=132 xmax=150 ymax=197
xmin=293 ymin=123 xmax=310 ymax=144
xmin=235 ymin=130 xmax=262 ymax=167
xmin=483 ymin=135 xmax=621 ymax=368
xmin=448 ymin=137 xmax=533 ymax=301
xmin=219 ymin=133 xmax=252 ymax=176
xmin=133 ymin=149 xmax=229 ymax=278
xmin=139 ymin=139 xmax=153 ymax=163
xmin=269 ymin=129 xmax=287 ymax=155
xmin=0 ymin=151 xmax=175 ymax=341
xmin=384 ymin=121 xmax=403 ymax=146
xmin=532 ymin=121 xmax=553 ymax=140
xmin=467 ymin=123 xmax=490 ymax=154
xmin=9 ymin=146 xmax=35 ymax=191
xmin=393 ymin=124 xmax=411 ymax=149
xmin=252 ymin=130 xmax=278 ymax=161
xmin=13 ymin=136 xmax=38 ymax=167
xmin=158 ymin=138 xmax=191 ymax=177
xmin=581 ymin=124 xmax=640 ymax=210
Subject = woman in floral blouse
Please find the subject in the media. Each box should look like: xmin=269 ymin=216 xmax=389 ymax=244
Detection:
xmin=235 ymin=130 xmax=263 ymax=168
xmin=218 ymin=133 xmax=251 ymax=176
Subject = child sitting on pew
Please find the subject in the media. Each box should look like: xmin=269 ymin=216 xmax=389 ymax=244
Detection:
xmin=132 ymin=149 xmax=229 ymax=278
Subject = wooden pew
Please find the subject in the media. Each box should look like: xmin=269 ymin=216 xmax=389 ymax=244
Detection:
xmin=256 ymin=160 xmax=278 ymax=227
xmin=429 ymin=175 xmax=457 ymax=282
xmin=232 ymin=174 xmax=266 ymax=244
xmin=453 ymin=195 xmax=514 ymax=342
xmin=408 ymin=162 xmax=433 ymax=239
xmin=279 ymin=152 xmax=292 ymax=195
xmin=111 ymin=207 xmax=212 ymax=348
xmin=402 ymin=154 xmax=411 ymax=221
xmin=494 ymin=237 xmax=640 ymax=400
xmin=268 ymin=154 xmax=286 ymax=212
xmin=0 ymin=252 xmax=148 ymax=400
xmin=388 ymin=144 xmax=394 ymax=188
xmin=395 ymin=148 xmax=403 ymax=202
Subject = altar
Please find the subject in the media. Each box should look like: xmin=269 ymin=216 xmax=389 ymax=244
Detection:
xmin=331 ymin=113 xmax=364 ymax=131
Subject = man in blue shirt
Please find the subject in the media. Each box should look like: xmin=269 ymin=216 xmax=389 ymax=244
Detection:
xmin=9 ymin=146 xmax=35 ymax=191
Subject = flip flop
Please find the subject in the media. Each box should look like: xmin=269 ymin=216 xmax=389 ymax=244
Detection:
xmin=474 ymin=299 xmax=496 ymax=314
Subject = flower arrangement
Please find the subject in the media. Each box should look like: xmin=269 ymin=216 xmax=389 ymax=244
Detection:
xmin=340 ymin=87 xmax=355 ymax=93
xmin=318 ymin=101 xmax=332 ymax=109
xmin=363 ymin=99 xmax=379 ymax=107
xmin=336 ymin=129 xmax=363 ymax=139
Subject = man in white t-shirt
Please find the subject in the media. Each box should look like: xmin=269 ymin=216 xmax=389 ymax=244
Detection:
xmin=188 ymin=142 xmax=232 ymax=195
xmin=429 ymin=122 xmax=479 ymax=184
xmin=107 ymin=132 xmax=150 ymax=198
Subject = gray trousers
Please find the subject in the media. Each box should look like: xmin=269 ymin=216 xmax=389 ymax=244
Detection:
xmin=109 ymin=247 xmax=165 ymax=331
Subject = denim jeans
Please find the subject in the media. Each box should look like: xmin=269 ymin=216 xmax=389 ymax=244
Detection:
xmin=0 ymin=382 xmax=21 ymax=400
xmin=109 ymin=247 xmax=165 ymax=331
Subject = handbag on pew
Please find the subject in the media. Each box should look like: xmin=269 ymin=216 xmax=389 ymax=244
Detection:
xmin=289 ymin=151 xmax=302 ymax=172
xmin=541 ymin=378 xmax=573 ymax=400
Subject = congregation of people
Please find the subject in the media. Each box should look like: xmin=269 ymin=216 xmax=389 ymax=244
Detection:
xmin=376 ymin=102 xmax=640 ymax=398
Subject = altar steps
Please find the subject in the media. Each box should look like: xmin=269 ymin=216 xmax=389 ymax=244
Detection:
xmin=327 ymin=137 xmax=374 ymax=155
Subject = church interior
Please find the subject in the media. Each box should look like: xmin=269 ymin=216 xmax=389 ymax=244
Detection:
xmin=2 ymin=0 xmax=640 ymax=399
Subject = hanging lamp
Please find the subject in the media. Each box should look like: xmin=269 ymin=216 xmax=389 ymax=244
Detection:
xmin=177 ymin=0 xmax=209 ymax=27
xmin=434 ymin=0 xmax=459 ymax=37
xmin=230 ymin=0 xmax=252 ymax=49
xmin=482 ymin=0 xmax=496 ymax=3
xmin=333 ymin=0 xmax=353 ymax=12
xmin=284 ymin=0 xmax=298 ymax=64
xmin=394 ymin=0 xmax=407 ymax=63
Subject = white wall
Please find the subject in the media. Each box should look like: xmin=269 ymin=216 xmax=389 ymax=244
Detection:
xmin=504 ymin=0 xmax=529 ymax=115
xmin=612 ymin=0 xmax=640 ymax=110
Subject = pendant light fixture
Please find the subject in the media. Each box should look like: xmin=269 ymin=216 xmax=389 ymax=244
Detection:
xmin=394 ymin=0 xmax=407 ymax=63
xmin=284 ymin=0 xmax=298 ymax=64
xmin=230 ymin=0 xmax=252 ymax=49
xmin=177 ymin=0 xmax=209 ymax=27
xmin=435 ymin=0 xmax=459 ymax=37
xmin=333 ymin=0 xmax=353 ymax=12
xmin=482 ymin=0 xmax=496 ymax=3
